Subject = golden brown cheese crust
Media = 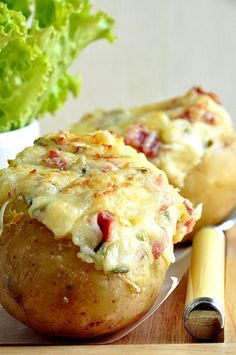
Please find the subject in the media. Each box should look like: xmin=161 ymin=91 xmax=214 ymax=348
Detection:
xmin=0 ymin=130 xmax=200 ymax=275
xmin=71 ymin=87 xmax=234 ymax=188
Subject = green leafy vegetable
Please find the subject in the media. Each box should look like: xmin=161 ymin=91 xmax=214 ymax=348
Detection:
xmin=0 ymin=0 xmax=115 ymax=132
xmin=2 ymin=0 xmax=31 ymax=18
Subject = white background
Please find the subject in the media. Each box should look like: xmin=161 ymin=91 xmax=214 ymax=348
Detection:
xmin=40 ymin=0 xmax=236 ymax=134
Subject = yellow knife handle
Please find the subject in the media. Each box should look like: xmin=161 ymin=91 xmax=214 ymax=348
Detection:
xmin=183 ymin=226 xmax=225 ymax=339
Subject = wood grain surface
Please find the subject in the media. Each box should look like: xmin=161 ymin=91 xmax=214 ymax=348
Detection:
xmin=0 ymin=227 xmax=235 ymax=353
xmin=225 ymin=227 xmax=236 ymax=343
xmin=1 ymin=344 xmax=236 ymax=355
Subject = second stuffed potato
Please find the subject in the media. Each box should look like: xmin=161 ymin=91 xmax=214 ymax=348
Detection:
xmin=71 ymin=87 xmax=236 ymax=233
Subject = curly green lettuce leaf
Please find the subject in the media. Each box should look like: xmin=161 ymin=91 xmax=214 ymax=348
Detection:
xmin=1 ymin=0 xmax=31 ymax=19
xmin=0 ymin=40 xmax=50 ymax=132
xmin=0 ymin=3 xmax=50 ymax=132
xmin=0 ymin=0 xmax=115 ymax=132
xmin=0 ymin=3 xmax=26 ymax=50
xmin=31 ymin=0 xmax=115 ymax=117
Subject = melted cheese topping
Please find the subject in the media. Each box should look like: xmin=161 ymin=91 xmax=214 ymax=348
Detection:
xmin=0 ymin=131 xmax=201 ymax=274
xmin=71 ymin=88 xmax=233 ymax=187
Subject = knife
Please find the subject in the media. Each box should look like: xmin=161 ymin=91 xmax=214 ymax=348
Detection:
xmin=183 ymin=208 xmax=236 ymax=340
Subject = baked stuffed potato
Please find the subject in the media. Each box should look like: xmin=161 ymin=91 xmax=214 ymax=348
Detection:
xmin=71 ymin=87 xmax=236 ymax=232
xmin=0 ymin=131 xmax=200 ymax=338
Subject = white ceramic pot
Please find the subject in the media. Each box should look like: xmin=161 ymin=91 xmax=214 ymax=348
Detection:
xmin=0 ymin=121 xmax=40 ymax=169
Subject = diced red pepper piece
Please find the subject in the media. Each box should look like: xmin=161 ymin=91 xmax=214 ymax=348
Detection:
xmin=152 ymin=228 xmax=168 ymax=260
xmin=57 ymin=136 xmax=67 ymax=143
xmin=152 ymin=241 xmax=164 ymax=260
xmin=124 ymin=124 xmax=161 ymax=158
xmin=48 ymin=150 xmax=59 ymax=158
xmin=180 ymin=110 xmax=194 ymax=122
xmin=194 ymin=87 xmax=222 ymax=105
xmin=41 ymin=150 xmax=67 ymax=170
xmin=184 ymin=217 xmax=195 ymax=234
xmin=181 ymin=107 xmax=217 ymax=125
xmin=183 ymin=199 xmax=197 ymax=233
xmin=97 ymin=211 xmax=116 ymax=242
xmin=183 ymin=199 xmax=194 ymax=215
xmin=194 ymin=87 xmax=208 ymax=95
xmin=53 ymin=135 xmax=69 ymax=145
xmin=54 ymin=159 xmax=67 ymax=170
xmin=203 ymin=111 xmax=217 ymax=125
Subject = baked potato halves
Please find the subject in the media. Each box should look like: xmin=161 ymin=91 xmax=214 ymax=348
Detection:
xmin=71 ymin=87 xmax=236 ymax=232
xmin=0 ymin=131 xmax=200 ymax=338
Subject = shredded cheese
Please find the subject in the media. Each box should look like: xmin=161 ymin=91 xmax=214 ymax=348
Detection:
xmin=0 ymin=131 xmax=201 ymax=276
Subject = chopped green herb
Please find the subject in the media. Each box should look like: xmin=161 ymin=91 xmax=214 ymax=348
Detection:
xmin=136 ymin=233 xmax=145 ymax=241
xmin=164 ymin=210 xmax=171 ymax=220
xmin=111 ymin=266 xmax=129 ymax=273
xmin=95 ymin=242 xmax=107 ymax=256
xmin=34 ymin=137 xmax=50 ymax=146
xmin=206 ymin=139 xmax=213 ymax=148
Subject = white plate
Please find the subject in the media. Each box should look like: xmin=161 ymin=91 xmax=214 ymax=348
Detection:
xmin=0 ymin=121 xmax=40 ymax=169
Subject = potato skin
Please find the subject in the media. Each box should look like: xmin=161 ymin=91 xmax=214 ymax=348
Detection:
xmin=181 ymin=137 xmax=236 ymax=240
xmin=0 ymin=202 xmax=168 ymax=338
